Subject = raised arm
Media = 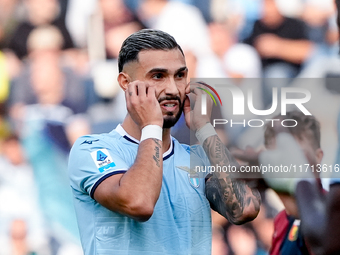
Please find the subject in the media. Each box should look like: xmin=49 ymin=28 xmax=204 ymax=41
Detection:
xmin=202 ymin=132 xmax=261 ymax=224
xmin=184 ymin=84 xmax=261 ymax=224
xmin=94 ymin=81 xmax=163 ymax=222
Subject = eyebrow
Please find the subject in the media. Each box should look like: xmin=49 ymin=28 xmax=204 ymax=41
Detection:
xmin=147 ymin=66 xmax=188 ymax=75
xmin=175 ymin=67 xmax=188 ymax=74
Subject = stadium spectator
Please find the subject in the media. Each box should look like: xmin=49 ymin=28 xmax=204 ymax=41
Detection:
xmin=290 ymin=2 xmax=340 ymax=254
xmin=0 ymin=103 xmax=11 ymax=145
xmin=232 ymin=110 xmax=326 ymax=254
xmin=245 ymin=0 xmax=314 ymax=107
xmin=6 ymin=25 xmax=86 ymax=254
xmin=0 ymin=49 xmax=22 ymax=103
xmin=8 ymin=0 xmax=74 ymax=59
xmin=0 ymin=134 xmax=49 ymax=254
xmin=138 ymin=0 xmax=225 ymax=77
xmin=263 ymin=111 xmax=323 ymax=255
xmin=209 ymin=22 xmax=262 ymax=78
xmin=209 ymin=22 xmax=264 ymax=148
xmin=302 ymin=0 xmax=337 ymax=47
xmin=9 ymin=25 xmax=89 ymax=124
xmin=68 ymin=29 xmax=261 ymax=254
xmin=0 ymin=0 xmax=21 ymax=49
xmin=245 ymin=0 xmax=313 ymax=78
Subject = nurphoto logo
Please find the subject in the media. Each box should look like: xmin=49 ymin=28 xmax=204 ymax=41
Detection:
xmin=198 ymin=82 xmax=311 ymax=128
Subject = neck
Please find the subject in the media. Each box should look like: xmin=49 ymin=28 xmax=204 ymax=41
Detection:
xmin=121 ymin=114 xmax=172 ymax=153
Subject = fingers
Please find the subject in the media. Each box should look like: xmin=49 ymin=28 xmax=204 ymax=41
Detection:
xmin=126 ymin=82 xmax=136 ymax=97
xmin=189 ymin=84 xmax=204 ymax=95
xmin=147 ymin=86 xmax=156 ymax=99
xmin=126 ymin=81 xmax=149 ymax=97
xmin=188 ymin=81 xmax=209 ymax=94
xmin=137 ymin=82 xmax=147 ymax=97
xmin=188 ymin=82 xmax=214 ymax=108
xmin=125 ymin=81 xmax=148 ymax=117
xmin=185 ymin=82 xmax=190 ymax=94
xmin=125 ymin=81 xmax=163 ymax=128
xmin=183 ymin=95 xmax=191 ymax=113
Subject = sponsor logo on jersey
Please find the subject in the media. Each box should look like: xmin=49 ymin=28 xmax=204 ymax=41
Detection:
xmin=81 ymin=139 xmax=99 ymax=145
xmin=91 ymin=149 xmax=116 ymax=172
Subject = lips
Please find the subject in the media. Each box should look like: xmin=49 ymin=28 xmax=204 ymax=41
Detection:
xmin=159 ymin=100 xmax=179 ymax=112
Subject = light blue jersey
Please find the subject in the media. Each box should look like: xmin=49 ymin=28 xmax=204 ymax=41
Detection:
xmin=68 ymin=124 xmax=212 ymax=255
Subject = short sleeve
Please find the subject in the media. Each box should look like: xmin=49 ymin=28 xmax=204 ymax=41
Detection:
xmin=68 ymin=137 xmax=129 ymax=199
xmin=287 ymin=18 xmax=308 ymax=40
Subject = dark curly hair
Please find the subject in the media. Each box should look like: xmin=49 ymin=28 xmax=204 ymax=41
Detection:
xmin=118 ymin=29 xmax=184 ymax=72
xmin=264 ymin=110 xmax=321 ymax=150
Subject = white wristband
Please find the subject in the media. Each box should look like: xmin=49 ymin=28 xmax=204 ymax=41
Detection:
xmin=195 ymin=123 xmax=217 ymax=144
xmin=140 ymin=125 xmax=163 ymax=142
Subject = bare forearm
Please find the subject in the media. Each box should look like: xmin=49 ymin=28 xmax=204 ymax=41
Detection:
xmin=203 ymin=135 xmax=261 ymax=224
xmin=95 ymin=138 xmax=163 ymax=221
xmin=276 ymin=39 xmax=313 ymax=64
xmin=119 ymin=138 xmax=163 ymax=206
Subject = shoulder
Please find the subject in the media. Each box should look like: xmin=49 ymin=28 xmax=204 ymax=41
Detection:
xmin=174 ymin=138 xmax=191 ymax=153
xmin=270 ymin=210 xmax=290 ymax=255
xmin=71 ymin=133 xmax=107 ymax=152
xmin=173 ymin=138 xmax=204 ymax=156
xmin=70 ymin=130 xmax=125 ymax=158
xmin=189 ymin=144 xmax=207 ymax=157
xmin=68 ymin=131 xmax=131 ymax=194
xmin=174 ymin=139 xmax=210 ymax=169
xmin=274 ymin=210 xmax=289 ymax=225
xmin=69 ymin=134 xmax=107 ymax=168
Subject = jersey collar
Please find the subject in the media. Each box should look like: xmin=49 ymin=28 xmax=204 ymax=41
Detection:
xmin=115 ymin=124 xmax=174 ymax=160
xmin=116 ymin=124 xmax=139 ymax=144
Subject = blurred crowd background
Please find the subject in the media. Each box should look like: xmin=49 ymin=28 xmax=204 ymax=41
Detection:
xmin=0 ymin=0 xmax=340 ymax=254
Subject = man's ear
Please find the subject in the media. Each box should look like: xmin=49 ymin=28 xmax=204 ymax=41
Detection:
xmin=117 ymin=72 xmax=131 ymax=91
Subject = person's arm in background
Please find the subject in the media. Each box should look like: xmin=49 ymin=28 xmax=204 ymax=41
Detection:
xmin=323 ymin=183 xmax=340 ymax=255
xmin=252 ymin=17 xmax=314 ymax=64
xmin=322 ymin=106 xmax=340 ymax=255
xmin=233 ymin=128 xmax=327 ymax=255
xmin=295 ymin=180 xmax=326 ymax=255
xmin=184 ymin=83 xmax=261 ymax=224
xmin=254 ymin=34 xmax=313 ymax=64
xmin=231 ymin=133 xmax=328 ymax=254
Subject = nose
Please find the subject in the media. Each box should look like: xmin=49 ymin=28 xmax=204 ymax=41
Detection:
xmin=164 ymin=77 xmax=179 ymax=96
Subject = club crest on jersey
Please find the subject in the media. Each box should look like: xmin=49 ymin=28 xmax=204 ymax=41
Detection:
xmin=288 ymin=219 xmax=300 ymax=241
xmin=188 ymin=174 xmax=200 ymax=188
xmin=91 ymin=149 xmax=116 ymax=172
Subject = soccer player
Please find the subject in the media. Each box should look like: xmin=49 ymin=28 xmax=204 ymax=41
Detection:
xmin=68 ymin=29 xmax=261 ymax=254
xmin=294 ymin=1 xmax=340 ymax=254
xmin=262 ymin=111 xmax=323 ymax=255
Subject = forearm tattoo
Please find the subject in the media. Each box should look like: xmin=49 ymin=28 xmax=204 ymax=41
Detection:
xmin=152 ymin=138 xmax=162 ymax=167
xmin=203 ymin=135 xmax=261 ymax=223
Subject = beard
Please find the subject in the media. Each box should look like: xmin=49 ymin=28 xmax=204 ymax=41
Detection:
xmin=163 ymin=109 xmax=183 ymax=128
xmin=159 ymin=96 xmax=184 ymax=129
